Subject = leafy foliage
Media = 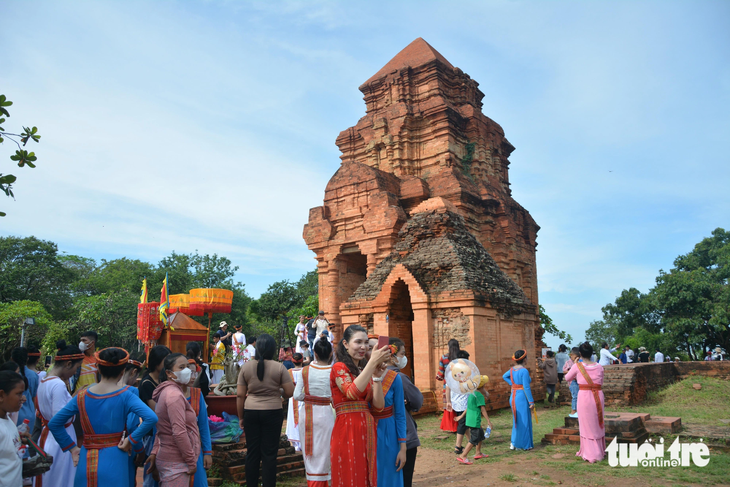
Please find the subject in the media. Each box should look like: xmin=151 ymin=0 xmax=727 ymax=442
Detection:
xmin=591 ymin=228 xmax=729 ymax=358
xmin=0 ymin=236 xmax=74 ymax=319
xmin=539 ymin=304 xmax=573 ymax=344
xmin=0 ymin=94 xmax=41 ymax=216
xmin=0 ymin=300 xmax=54 ymax=361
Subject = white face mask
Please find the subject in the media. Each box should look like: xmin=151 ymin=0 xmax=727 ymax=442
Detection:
xmin=172 ymin=368 xmax=192 ymax=385
xmin=397 ymin=355 xmax=408 ymax=370
xmin=78 ymin=341 xmax=88 ymax=352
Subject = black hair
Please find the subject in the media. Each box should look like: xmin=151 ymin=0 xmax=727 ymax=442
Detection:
xmin=292 ymin=353 xmax=303 ymax=365
xmin=124 ymin=352 xmax=145 ymax=373
xmin=147 ymin=345 xmax=171 ymax=373
xmin=254 ymin=334 xmax=276 ymax=381
xmin=0 ymin=371 xmax=25 ymax=395
xmin=1 ymin=362 xmax=27 ymax=390
xmin=0 ymin=361 xmax=20 ymax=373
xmin=457 ymin=350 xmax=470 ymax=360
xmin=26 ymin=345 xmax=41 ymax=366
xmin=249 ymin=336 xmax=257 ymax=344
xmin=558 ymin=344 xmax=567 ymax=353
xmin=513 ymin=349 xmax=527 ymax=364
xmin=579 ymin=341 xmax=594 ymax=359
xmin=54 ymin=342 xmax=83 ymax=366
xmin=11 ymin=348 xmax=28 ymax=377
xmin=81 ymin=331 xmax=98 ymax=342
xmin=546 ymin=350 xmax=555 ymax=358
xmin=159 ymin=353 xmax=186 ymax=383
xmin=97 ymin=348 xmax=128 ymax=378
xmin=299 ymin=340 xmax=309 ymax=348
xmin=335 ymin=325 xmax=367 ymax=377
xmin=571 ymin=347 xmax=580 ymax=356
xmin=186 ymin=342 xmax=203 ymax=365
xmin=601 ymin=342 xmax=608 ymax=349
xmin=313 ymin=338 xmax=332 ymax=363
xmin=447 ymin=339 xmax=460 ymax=362
xmin=389 ymin=337 xmax=405 ymax=352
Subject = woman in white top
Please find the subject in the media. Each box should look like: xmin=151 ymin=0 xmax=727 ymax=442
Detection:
xmin=35 ymin=341 xmax=85 ymax=487
xmin=285 ymin=354 xmax=304 ymax=452
xmin=292 ymin=339 xmax=334 ymax=487
xmin=294 ymin=317 xmax=307 ymax=354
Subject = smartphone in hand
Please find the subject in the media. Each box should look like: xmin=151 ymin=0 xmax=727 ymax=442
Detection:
xmin=377 ymin=335 xmax=390 ymax=349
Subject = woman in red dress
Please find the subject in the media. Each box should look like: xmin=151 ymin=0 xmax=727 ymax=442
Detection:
xmin=330 ymin=325 xmax=391 ymax=487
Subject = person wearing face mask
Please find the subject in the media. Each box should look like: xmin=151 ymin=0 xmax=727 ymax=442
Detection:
xmin=387 ymin=338 xmax=423 ymax=487
xmin=146 ymin=353 xmax=201 ymax=487
xmin=34 ymin=342 xmax=85 ymax=487
xmin=72 ymin=331 xmax=99 ymax=393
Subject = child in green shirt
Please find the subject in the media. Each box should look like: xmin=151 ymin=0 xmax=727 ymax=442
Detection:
xmin=455 ymin=375 xmax=493 ymax=464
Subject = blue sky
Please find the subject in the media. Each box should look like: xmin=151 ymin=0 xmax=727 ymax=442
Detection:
xmin=3 ymin=1 xmax=729 ymax=348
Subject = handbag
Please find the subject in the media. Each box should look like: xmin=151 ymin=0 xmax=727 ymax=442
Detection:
xmin=21 ymin=437 xmax=53 ymax=478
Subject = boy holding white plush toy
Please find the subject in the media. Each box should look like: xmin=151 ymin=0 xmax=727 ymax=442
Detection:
xmin=455 ymin=375 xmax=493 ymax=465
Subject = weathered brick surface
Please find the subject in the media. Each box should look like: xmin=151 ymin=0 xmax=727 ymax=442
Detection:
xmin=303 ymin=38 xmax=542 ymax=412
xmin=602 ymin=361 xmax=730 ymax=406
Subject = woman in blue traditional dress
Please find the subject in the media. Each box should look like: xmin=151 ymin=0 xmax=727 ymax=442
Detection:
xmin=48 ymin=348 xmax=158 ymax=487
xmin=371 ymin=341 xmax=407 ymax=487
xmin=502 ymin=349 xmax=535 ymax=451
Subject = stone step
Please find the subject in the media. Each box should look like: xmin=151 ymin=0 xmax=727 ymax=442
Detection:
xmin=227 ymin=461 xmax=306 ymax=483
xmin=223 ymin=452 xmax=304 ymax=476
xmin=644 ymin=416 xmax=681 ymax=434
xmin=553 ymin=427 xmax=579 ymax=435
xmin=215 ymin=446 xmax=295 ymax=467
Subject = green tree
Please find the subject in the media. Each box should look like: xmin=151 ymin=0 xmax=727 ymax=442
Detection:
xmin=70 ymin=291 xmax=139 ymax=351
xmin=651 ymin=228 xmax=730 ymax=358
xmin=0 ymin=236 xmax=74 ymax=319
xmin=584 ymin=319 xmax=618 ymax=349
xmin=0 ymin=94 xmax=41 ymax=217
xmin=539 ymin=305 xmax=573 ymax=344
xmin=601 ymin=287 xmax=660 ymax=338
xmin=0 ymin=300 xmax=54 ymax=361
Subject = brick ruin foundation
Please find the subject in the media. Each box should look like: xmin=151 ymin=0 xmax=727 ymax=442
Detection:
xmin=303 ymin=38 xmax=541 ymax=411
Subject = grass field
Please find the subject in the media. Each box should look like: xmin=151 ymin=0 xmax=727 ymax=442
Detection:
xmin=222 ymin=376 xmax=730 ymax=486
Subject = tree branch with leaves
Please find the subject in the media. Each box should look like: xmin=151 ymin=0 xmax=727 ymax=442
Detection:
xmin=0 ymin=94 xmax=41 ymax=217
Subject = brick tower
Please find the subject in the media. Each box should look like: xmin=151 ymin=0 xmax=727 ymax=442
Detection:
xmin=303 ymin=38 xmax=541 ymax=409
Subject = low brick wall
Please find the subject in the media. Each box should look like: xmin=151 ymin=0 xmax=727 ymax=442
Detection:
xmin=602 ymin=361 xmax=730 ymax=406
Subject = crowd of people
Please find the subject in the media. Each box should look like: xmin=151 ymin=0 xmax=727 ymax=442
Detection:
xmin=1 ymin=317 xmax=726 ymax=487
xmin=0 ymin=331 xmax=214 ymax=487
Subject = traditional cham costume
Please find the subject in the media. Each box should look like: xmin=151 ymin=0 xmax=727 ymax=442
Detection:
xmin=372 ymin=369 xmax=406 ymax=487
xmin=329 ymin=362 xmax=377 ymax=487
xmin=210 ymin=341 xmax=225 ymax=384
xmin=564 ymin=361 xmax=605 ymax=463
xmin=293 ymin=363 xmax=334 ymax=487
xmin=48 ymin=385 xmax=156 ymax=486
xmin=285 ymin=368 xmax=303 ymax=450
xmin=35 ymin=374 xmax=78 ymax=487
xmin=502 ymin=363 xmax=535 ymax=450
xmin=232 ymin=331 xmax=246 ymax=367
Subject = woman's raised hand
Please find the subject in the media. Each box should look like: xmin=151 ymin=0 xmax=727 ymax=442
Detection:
xmin=369 ymin=345 xmax=392 ymax=366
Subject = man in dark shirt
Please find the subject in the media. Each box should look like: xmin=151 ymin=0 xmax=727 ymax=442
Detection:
xmin=215 ymin=321 xmax=233 ymax=348
xmin=638 ymin=346 xmax=650 ymax=363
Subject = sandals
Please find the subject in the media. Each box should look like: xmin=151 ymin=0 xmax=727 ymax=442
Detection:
xmin=473 ymin=453 xmax=489 ymax=460
xmin=456 ymin=457 xmax=473 ymax=465
xmin=454 ymin=446 xmax=464 ymax=454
